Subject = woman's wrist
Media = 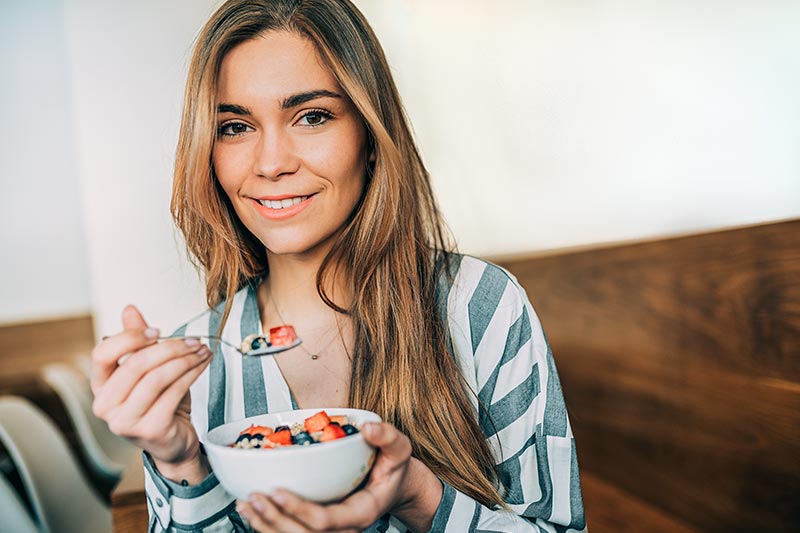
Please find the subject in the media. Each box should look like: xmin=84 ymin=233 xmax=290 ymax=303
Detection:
xmin=152 ymin=447 xmax=210 ymax=486
xmin=393 ymin=458 xmax=444 ymax=533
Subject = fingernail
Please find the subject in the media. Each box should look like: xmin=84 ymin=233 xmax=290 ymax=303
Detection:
xmin=198 ymin=346 xmax=212 ymax=358
xmin=184 ymin=337 xmax=200 ymax=347
xmin=144 ymin=327 xmax=160 ymax=339
xmin=270 ymin=490 xmax=286 ymax=505
xmin=248 ymin=495 xmax=265 ymax=512
xmin=364 ymin=423 xmax=378 ymax=437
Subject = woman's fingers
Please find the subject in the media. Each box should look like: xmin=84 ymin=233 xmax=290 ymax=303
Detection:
xmin=91 ymin=305 xmax=156 ymax=391
xmin=133 ymin=356 xmax=211 ymax=436
xmin=93 ymin=338 xmax=206 ymax=415
xmin=121 ymin=304 xmax=148 ymax=330
xmin=361 ymin=423 xmax=413 ymax=477
xmin=91 ymin=327 xmax=161 ymax=390
xmin=238 ymin=495 xmax=361 ymax=533
xmin=105 ymin=347 xmax=212 ymax=433
xmin=266 ymin=490 xmax=369 ymax=532
xmin=237 ymin=497 xmax=299 ymax=533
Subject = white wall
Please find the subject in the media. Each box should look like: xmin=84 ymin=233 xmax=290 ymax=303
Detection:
xmin=59 ymin=0 xmax=219 ymax=336
xmin=2 ymin=1 xmax=799 ymax=335
xmin=359 ymin=0 xmax=800 ymax=253
xmin=0 ymin=0 xmax=91 ymax=323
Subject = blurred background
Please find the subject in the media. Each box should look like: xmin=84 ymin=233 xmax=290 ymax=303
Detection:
xmin=1 ymin=1 xmax=798 ymax=532
xmin=2 ymin=0 xmax=798 ymax=333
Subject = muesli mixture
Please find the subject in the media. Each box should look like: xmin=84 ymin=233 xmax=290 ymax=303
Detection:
xmin=231 ymin=410 xmax=360 ymax=449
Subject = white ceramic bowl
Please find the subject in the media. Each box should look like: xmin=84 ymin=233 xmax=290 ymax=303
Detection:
xmin=204 ymin=408 xmax=380 ymax=502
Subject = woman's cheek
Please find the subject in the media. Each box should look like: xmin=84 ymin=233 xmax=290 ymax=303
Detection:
xmin=213 ymin=148 xmax=246 ymax=198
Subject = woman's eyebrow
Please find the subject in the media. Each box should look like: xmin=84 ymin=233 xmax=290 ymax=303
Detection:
xmin=217 ymin=103 xmax=252 ymax=115
xmin=216 ymin=90 xmax=340 ymax=116
xmin=281 ymin=89 xmax=341 ymax=109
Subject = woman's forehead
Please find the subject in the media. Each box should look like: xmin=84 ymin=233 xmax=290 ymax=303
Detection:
xmin=216 ymin=31 xmax=341 ymax=105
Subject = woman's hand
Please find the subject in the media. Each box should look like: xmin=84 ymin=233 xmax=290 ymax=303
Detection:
xmin=236 ymin=422 xmax=443 ymax=533
xmin=90 ymin=305 xmax=213 ymax=482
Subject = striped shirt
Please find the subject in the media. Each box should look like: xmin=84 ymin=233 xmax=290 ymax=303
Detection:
xmin=144 ymin=254 xmax=586 ymax=532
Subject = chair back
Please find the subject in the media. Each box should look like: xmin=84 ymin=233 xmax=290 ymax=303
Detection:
xmin=0 ymin=395 xmax=111 ymax=533
xmin=41 ymin=363 xmax=138 ymax=486
xmin=0 ymin=473 xmax=37 ymax=533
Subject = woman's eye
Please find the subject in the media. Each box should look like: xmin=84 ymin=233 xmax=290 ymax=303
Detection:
xmin=218 ymin=122 xmax=253 ymax=137
xmin=297 ymin=110 xmax=332 ymax=127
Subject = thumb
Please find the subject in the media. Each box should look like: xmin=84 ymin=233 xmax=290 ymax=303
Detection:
xmin=363 ymin=423 xmax=412 ymax=462
xmin=121 ymin=304 xmax=149 ymax=331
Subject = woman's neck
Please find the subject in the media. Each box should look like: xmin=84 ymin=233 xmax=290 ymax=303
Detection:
xmin=260 ymin=248 xmax=349 ymax=322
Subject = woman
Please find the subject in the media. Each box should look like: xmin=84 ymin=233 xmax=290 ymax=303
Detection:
xmin=91 ymin=1 xmax=586 ymax=531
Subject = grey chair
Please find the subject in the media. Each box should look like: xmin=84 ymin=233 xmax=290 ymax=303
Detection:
xmin=41 ymin=362 xmax=139 ymax=489
xmin=0 ymin=473 xmax=37 ymax=533
xmin=0 ymin=395 xmax=111 ymax=533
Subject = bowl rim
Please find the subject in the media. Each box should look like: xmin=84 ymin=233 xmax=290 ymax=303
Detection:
xmin=203 ymin=407 xmax=381 ymax=456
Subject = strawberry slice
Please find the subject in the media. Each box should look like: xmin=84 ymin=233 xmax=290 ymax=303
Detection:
xmin=240 ymin=424 xmax=273 ymax=437
xmin=304 ymin=410 xmax=331 ymax=433
xmin=269 ymin=325 xmax=298 ymax=346
xmin=320 ymin=423 xmax=347 ymax=442
xmin=267 ymin=429 xmax=292 ymax=446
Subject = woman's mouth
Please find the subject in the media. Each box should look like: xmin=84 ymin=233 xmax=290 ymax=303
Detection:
xmin=252 ymin=194 xmax=315 ymax=220
xmin=258 ymin=195 xmax=309 ymax=209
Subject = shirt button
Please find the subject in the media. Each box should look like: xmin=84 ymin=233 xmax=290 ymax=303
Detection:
xmin=156 ymin=498 xmax=164 ymax=508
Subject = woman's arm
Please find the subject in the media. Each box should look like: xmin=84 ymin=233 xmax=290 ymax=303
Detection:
xmin=93 ymin=309 xmax=242 ymax=532
xmin=143 ymin=451 xmax=246 ymax=532
xmin=137 ymin=317 xmax=248 ymax=533
xmin=436 ymin=257 xmax=586 ymax=532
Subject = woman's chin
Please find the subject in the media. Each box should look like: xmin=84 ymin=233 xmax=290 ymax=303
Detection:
xmin=261 ymin=228 xmax=341 ymax=261
xmin=263 ymin=238 xmax=334 ymax=261
xmin=265 ymin=244 xmax=312 ymax=257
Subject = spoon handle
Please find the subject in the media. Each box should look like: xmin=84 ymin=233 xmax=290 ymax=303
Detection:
xmin=159 ymin=334 xmax=302 ymax=357
xmin=105 ymin=334 xmax=301 ymax=363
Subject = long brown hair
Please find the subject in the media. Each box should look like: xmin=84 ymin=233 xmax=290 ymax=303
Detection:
xmin=171 ymin=0 xmax=505 ymax=509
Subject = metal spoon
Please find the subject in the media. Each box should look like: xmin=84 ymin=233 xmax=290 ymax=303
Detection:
xmin=107 ymin=333 xmax=302 ymax=365
xmin=159 ymin=333 xmax=302 ymax=357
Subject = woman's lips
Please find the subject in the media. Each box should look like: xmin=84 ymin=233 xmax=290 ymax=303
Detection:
xmin=252 ymin=194 xmax=314 ymax=220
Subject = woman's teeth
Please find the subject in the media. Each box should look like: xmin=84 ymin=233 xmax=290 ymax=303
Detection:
xmin=259 ymin=196 xmax=308 ymax=209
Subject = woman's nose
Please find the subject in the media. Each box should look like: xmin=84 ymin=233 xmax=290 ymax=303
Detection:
xmin=252 ymin=129 xmax=300 ymax=180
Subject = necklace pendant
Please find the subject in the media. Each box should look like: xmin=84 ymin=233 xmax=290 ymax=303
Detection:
xmin=310 ymin=354 xmax=319 ymax=360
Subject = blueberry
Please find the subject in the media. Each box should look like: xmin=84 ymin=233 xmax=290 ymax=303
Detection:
xmin=235 ymin=434 xmax=250 ymax=444
xmin=251 ymin=338 xmax=262 ymax=349
xmin=341 ymin=424 xmax=358 ymax=435
xmin=293 ymin=431 xmax=314 ymax=446
xmin=251 ymin=434 xmax=264 ymax=441
xmin=275 ymin=425 xmax=290 ymax=433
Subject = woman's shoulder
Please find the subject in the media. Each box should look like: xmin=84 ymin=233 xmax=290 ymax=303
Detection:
xmin=438 ymin=252 xmax=525 ymax=306
xmin=439 ymin=252 xmax=547 ymax=377
xmin=437 ymin=252 xmax=536 ymax=339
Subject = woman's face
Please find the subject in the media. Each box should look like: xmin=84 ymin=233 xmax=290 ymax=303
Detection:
xmin=213 ymin=31 xmax=369 ymax=259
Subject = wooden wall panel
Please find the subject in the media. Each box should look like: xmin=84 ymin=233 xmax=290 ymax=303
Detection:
xmin=0 ymin=315 xmax=95 ymax=379
xmin=497 ymin=219 xmax=800 ymax=532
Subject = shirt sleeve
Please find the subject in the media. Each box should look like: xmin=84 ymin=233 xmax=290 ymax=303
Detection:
xmin=433 ymin=259 xmax=586 ymax=532
xmin=143 ymin=451 xmax=248 ymax=532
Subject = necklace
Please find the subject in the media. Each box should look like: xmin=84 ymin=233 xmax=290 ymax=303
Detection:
xmin=268 ymin=293 xmax=342 ymax=361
